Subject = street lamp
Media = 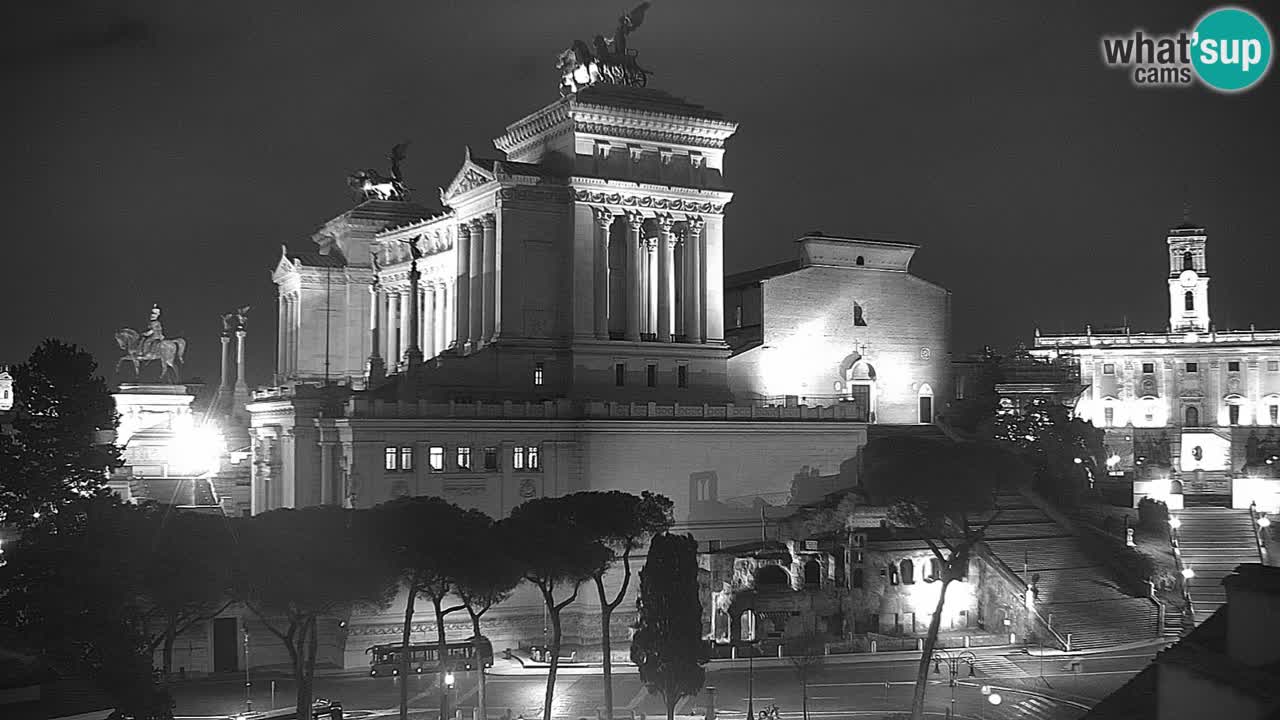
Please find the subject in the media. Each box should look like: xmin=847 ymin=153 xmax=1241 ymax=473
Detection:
xmin=243 ymin=628 xmax=252 ymax=714
xmin=932 ymin=649 xmax=977 ymax=719
xmin=1182 ymin=566 xmax=1196 ymax=580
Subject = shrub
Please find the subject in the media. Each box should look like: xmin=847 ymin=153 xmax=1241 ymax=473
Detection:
xmin=1137 ymin=498 xmax=1169 ymax=530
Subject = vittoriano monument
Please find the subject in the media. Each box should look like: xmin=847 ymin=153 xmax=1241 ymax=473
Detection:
xmin=115 ymin=304 xmax=187 ymax=383
xmin=557 ymin=2 xmax=652 ymax=95
xmin=347 ymin=142 xmax=411 ymax=201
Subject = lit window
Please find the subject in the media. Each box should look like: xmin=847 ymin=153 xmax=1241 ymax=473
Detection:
xmin=647 ymin=364 xmax=657 ymax=388
xmin=1104 ymin=407 xmax=1115 ymax=427
xmin=1103 ymin=363 xmax=1115 ymax=375
xmin=429 ymin=446 xmax=445 ymax=472
xmin=1228 ymin=361 xmax=1241 ymax=372
xmin=483 ymin=447 xmax=498 ymax=470
xmin=1142 ymin=363 xmax=1155 ymax=374
xmin=456 ymin=447 xmax=472 ymax=470
xmin=527 ymin=445 xmax=540 ymax=470
xmin=1186 ymin=362 xmax=1198 ymax=373
xmin=1269 ymin=361 xmax=1280 ymax=372
xmin=385 ymin=447 xmax=398 ymax=471
xmin=399 ymin=447 xmax=413 ymax=471
xmin=534 ymin=362 xmax=544 ymax=386
xmin=1271 ymin=406 xmax=1279 ymax=425
xmin=513 ymin=446 xmax=525 ymax=470
xmin=615 ymin=363 xmax=626 ymax=387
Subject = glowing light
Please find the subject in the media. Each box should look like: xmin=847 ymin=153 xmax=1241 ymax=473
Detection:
xmin=1182 ymin=566 xmax=1195 ymax=579
xmin=445 ymin=672 xmax=455 ymax=687
xmin=988 ymin=693 xmax=1003 ymax=706
xmin=1107 ymin=455 xmax=1121 ymax=467
xmin=1259 ymin=516 xmax=1272 ymax=529
xmin=1073 ymin=457 xmax=1083 ymax=465
xmin=1168 ymin=516 xmax=1182 ymax=530
xmin=168 ymin=419 xmax=224 ymax=475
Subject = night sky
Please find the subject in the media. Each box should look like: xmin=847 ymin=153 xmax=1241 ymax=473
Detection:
xmin=4 ymin=1 xmax=1279 ymax=387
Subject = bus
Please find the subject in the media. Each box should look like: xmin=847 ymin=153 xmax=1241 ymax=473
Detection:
xmin=367 ymin=636 xmax=494 ymax=677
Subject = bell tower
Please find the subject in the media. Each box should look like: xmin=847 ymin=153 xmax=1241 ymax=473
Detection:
xmin=1167 ymin=220 xmax=1210 ymax=333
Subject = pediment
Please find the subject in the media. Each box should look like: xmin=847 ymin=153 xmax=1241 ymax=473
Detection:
xmin=272 ymin=245 xmax=299 ymax=282
xmin=441 ymin=147 xmax=496 ymax=203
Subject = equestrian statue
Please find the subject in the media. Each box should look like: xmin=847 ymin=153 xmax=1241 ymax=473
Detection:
xmin=115 ymin=304 xmax=187 ymax=383
xmin=558 ymin=3 xmax=652 ymax=95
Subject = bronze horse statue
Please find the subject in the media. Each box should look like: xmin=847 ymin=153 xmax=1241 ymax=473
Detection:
xmin=115 ymin=328 xmax=187 ymax=383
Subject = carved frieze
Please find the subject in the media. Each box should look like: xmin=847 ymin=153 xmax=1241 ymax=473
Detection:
xmin=574 ymin=121 xmax=728 ymax=149
xmin=572 ymin=189 xmax=724 ymax=214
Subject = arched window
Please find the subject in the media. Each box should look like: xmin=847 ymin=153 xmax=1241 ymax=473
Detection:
xmin=853 ymin=303 xmax=867 ymax=327
xmin=755 ymin=565 xmax=788 ymax=588
xmin=1185 ymin=291 xmax=1195 ymax=311
xmin=1183 ymin=251 xmax=1194 ymax=271
xmin=852 ymin=568 xmax=864 ymax=589
xmin=1171 ymin=479 xmax=1184 ymax=495
xmin=803 ymin=559 xmax=821 ymax=587
xmin=918 ymin=383 xmax=935 ymax=424
xmin=855 ymin=255 xmax=865 ymax=266
xmin=927 ymin=557 xmax=942 ymax=582
xmin=1185 ymin=405 xmax=1200 ymax=427
xmin=899 ymin=559 xmax=915 ymax=585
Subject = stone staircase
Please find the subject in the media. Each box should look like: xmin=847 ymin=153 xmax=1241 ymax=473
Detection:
xmin=1175 ymin=507 xmax=1261 ymax=623
xmin=974 ymin=493 xmax=1160 ymax=650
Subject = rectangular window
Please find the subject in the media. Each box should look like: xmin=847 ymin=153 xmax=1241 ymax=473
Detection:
xmin=385 ymin=447 xmax=398 ymax=471
xmin=1270 ymin=361 xmax=1280 ymax=372
xmin=615 ymin=363 xmax=626 ymax=386
xmin=734 ymin=305 xmax=743 ymax=328
xmin=1228 ymin=361 xmax=1241 ymax=372
xmin=483 ymin=447 xmax=498 ymax=470
xmin=527 ymin=445 xmax=540 ymax=470
xmin=647 ymin=364 xmax=657 ymax=388
xmin=399 ymin=447 xmax=413 ymax=471
xmin=513 ymin=446 xmax=525 ymax=470
xmin=1186 ymin=362 xmax=1198 ymax=373
xmin=429 ymin=446 xmax=445 ymax=472
xmin=1229 ymin=405 xmax=1241 ymax=425
xmin=1104 ymin=407 xmax=1115 ymax=427
xmin=1271 ymin=405 xmax=1279 ymax=425
xmin=456 ymin=447 xmax=472 ymax=470
xmin=1103 ymin=363 xmax=1115 ymax=375
xmin=1142 ymin=362 xmax=1155 ymax=374
xmin=534 ymin=362 xmax=544 ymax=386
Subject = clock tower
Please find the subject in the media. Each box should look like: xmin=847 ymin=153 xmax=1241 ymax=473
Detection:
xmin=1167 ymin=221 xmax=1210 ymax=333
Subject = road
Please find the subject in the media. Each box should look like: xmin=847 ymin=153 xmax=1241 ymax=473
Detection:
xmin=168 ymin=645 xmax=1163 ymax=720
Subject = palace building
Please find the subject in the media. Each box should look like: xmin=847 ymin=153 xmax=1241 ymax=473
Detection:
xmin=1033 ymin=220 xmax=1280 ymax=512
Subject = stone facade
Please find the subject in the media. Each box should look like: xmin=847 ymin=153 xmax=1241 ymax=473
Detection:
xmin=1033 ymin=221 xmax=1280 ymax=511
xmin=725 ymin=235 xmax=951 ymax=424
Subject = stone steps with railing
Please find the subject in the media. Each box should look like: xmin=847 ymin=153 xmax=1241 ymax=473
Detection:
xmin=1175 ymin=507 xmax=1261 ymax=623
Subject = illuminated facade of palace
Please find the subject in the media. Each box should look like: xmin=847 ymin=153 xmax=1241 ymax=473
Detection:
xmin=1033 ymin=221 xmax=1280 ymax=512
xmin=241 ymin=72 xmax=954 ymax=667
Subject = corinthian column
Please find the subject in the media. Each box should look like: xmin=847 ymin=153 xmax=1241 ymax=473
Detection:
xmin=469 ymin=218 xmax=484 ymax=350
xmin=455 ymin=223 xmax=472 ymax=352
xmin=481 ymin=214 xmax=497 ymax=343
xmin=423 ymin=283 xmax=436 ymax=359
xmin=276 ymin=290 xmax=286 ymax=382
xmin=593 ymin=207 xmax=614 ymax=339
xmin=404 ymin=253 xmax=422 ymax=367
xmin=387 ymin=291 xmax=401 ymax=365
xmin=625 ymin=212 xmax=643 ymax=342
xmin=685 ymin=216 xmax=705 ymax=344
xmin=657 ymin=215 xmax=676 ymax=343
xmin=367 ymin=284 xmax=385 ymax=386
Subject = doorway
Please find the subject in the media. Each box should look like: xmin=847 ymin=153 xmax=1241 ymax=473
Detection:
xmin=212 ymin=617 xmax=238 ymax=673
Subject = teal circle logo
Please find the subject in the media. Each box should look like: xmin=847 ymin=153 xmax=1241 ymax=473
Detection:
xmin=1192 ymin=6 xmax=1273 ymax=92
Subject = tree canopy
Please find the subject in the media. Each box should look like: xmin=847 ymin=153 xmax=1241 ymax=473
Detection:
xmin=630 ymin=533 xmax=708 ymax=720
xmin=0 ymin=339 xmax=120 ymax=527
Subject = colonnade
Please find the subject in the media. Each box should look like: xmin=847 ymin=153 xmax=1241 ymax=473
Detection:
xmin=594 ymin=209 xmax=708 ymax=343
xmin=371 ymin=279 xmax=456 ymax=368
xmin=277 ymin=289 xmax=301 ymax=377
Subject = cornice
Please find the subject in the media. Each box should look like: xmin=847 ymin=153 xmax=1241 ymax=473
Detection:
xmin=569 ymin=178 xmax=732 ymax=216
xmin=494 ymin=101 xmax=573 ymax=155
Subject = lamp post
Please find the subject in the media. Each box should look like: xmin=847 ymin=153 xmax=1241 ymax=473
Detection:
xmin=931 ymin=649 xmax=976 ymax=720
xmin=745 ymin=611 xmax=759 ymax=720
xmin=444 ymin=671 xmax=456 ymax=720
xmin=243 ymin=628 xmax=252 ymax=714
